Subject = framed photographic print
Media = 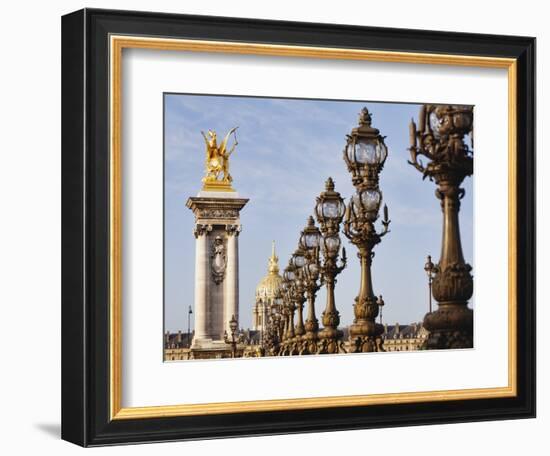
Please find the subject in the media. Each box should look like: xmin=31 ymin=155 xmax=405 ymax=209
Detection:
xmin=61 ymin=8 xmax=536 ymax=447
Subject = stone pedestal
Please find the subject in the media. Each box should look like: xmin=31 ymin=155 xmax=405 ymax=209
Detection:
xmin=186 ymin=191 xmax=248 ymax=351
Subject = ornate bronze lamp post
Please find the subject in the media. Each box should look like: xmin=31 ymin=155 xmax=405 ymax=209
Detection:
xmin=342 ymin=107 xmax=391 ymax=353
xmin=285 ymin=282 xmax=297 ymax=356
xmin=223 ymin=314 xmax=244 ymax=358
xmin=409 ymin=104 xmax=474 ymax=349
xmin=292 ymin=248 xmax=314 ymax=355
xmin=292 ymin=275 xmax=307 ymax=344
xmin=262 ymin=291 xmax=283 ymax=356
xmin=271 ymin=309 xmax=282 ymax=355
xmin=278 ymin=268 xmax=290 ymax=355
xmin=313 ymin=179 xmax=347 ymax=354
xmin=297 ymin=217 xmax=321 ymax=354
xmin=296 ymin=243 xmax=321 ymax=355
xmin=279 ymin=264 xmax=298 ymax=356
xmin=284 ymin=263 xmax=306 ymax=354
xmin=277 ymin=308 xmax=286 ymax=355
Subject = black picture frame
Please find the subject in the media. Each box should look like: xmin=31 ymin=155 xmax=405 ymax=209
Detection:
xmin=62 ymin=7 xmax=535 ymax=447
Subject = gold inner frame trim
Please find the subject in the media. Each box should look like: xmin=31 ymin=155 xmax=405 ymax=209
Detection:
xmin=109 ymin=35 xmax=518 ymax=421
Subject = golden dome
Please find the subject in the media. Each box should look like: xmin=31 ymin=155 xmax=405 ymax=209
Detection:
xmin=255 ymin=241 xmax=283 ymax=300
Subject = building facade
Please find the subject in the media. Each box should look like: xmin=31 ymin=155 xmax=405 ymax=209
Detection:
xmin=381 ymin=322 xmax=429 ymax=351
xmin=164 ymin=331 xmax=192 ymax=361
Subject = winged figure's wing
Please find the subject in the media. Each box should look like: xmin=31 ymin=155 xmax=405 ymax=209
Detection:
xmin=219 ymin=127 xmax=238 ymax=154
xmin=200 ymin=131 xmax=209 ymax=146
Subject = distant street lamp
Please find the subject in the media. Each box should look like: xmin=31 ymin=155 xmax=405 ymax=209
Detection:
xmin=314 ymin=179 xmax=347 ymax=354
xmin=343 ymin=108 xmax=391 ymax=353
xmin=424 ymin=255 xmax=435 ymax=314
xmin=187 ymin=305 xmax=193 ymax=348
xmin=409 ymin=105 xmax=474 ymax=349
xmin=378 ymin=295 xmax=385 ymax=324
xmin=223 ymin=314 xmax=244 ymax=358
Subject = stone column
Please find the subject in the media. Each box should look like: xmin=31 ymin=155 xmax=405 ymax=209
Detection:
xmin=187 ymin=192 xmax=248 ymax=353
xmin=224 ymin=225 xmax=240 ymax=335
xmin=192 ymin=225 xmax=209 ymax=346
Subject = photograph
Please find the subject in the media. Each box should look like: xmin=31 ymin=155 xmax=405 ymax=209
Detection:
xmin=163 ymin=95 xmax=474 ymax=361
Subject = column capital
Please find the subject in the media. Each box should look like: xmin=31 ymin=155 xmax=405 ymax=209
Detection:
xmin=193 ymin=223 xmax=212 ymax=238
xmin=225 ymin=224 xmax=242 ymax=237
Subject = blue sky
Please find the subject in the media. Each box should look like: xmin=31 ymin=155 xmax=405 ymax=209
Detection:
xmin=164 ymin=94 xmax=473 ymax=333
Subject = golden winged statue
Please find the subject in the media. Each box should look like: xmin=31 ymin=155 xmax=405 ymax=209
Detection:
xmin=200 ymin=127 xmax=239 ymax=191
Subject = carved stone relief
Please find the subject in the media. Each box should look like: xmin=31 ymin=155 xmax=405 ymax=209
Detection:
xmin=197 ymin=208 xmax=239 ymax=219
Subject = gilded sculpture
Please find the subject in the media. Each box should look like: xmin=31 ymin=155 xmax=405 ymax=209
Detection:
xmin=200 ymin=127 xmax=239 ymax=191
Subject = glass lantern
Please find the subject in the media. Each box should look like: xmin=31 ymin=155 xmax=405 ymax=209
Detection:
xmin=323 ymin=234 xmax=341 ymax=257
xmin=316 ymin=197 xmax=345 ymax=221
xmin=305 ymin=261 xmax=319 ymax=279
xmin=292 ymin=250 xmax=306 ymax=268
xmin=347 ymin=137 xmax=388 ymax=166
xmin=299 ymin=216 xmax=321 ymax=251
xmin=343 ymin=108 xmax=389 ymax=185
xmin=352 ymin=188 xmax=382 ymax=222
xmin=283 ymin=265 xmax=296 ymax=282
xmin=315 ymin=177 xmax=346 ymax=235
xmin=347 ymin=137 xmax=388 ymax=165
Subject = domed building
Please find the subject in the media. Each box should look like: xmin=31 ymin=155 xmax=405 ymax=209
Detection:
xmin=252 ymin=242 xmax=283 ymax=331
